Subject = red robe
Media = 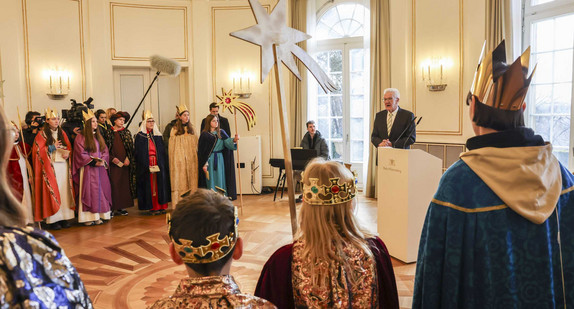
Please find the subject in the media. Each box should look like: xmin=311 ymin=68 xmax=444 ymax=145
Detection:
xmin=8 ymin=141 xmax=31 ymax=201
xmin=32 ymin=130 xmax=75 ymax=222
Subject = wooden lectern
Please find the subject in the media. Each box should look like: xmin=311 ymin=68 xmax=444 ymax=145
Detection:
xmin=377 ymin=147 xmax=442 ymax=263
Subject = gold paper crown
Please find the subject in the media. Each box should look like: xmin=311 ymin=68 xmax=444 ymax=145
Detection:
xmin=176 ymin=104 xmax=189 ymax=115
xmin=168 ymin=206 xmax=239 ymax=264
xmin=142 ymin=110 xmax=154 ymax=120
xmin=303 ymin=174 xmax=357 ymax=206
xmin=45 ymin=108 xmax=59 ymax=119
xmin=82 ymin=109 xmax=95 ymax=122
xmin=468 ymin=40 xmax=536 ymax=111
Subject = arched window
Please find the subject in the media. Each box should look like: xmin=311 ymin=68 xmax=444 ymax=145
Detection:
xmin=308 ymin=2 xmax=370 ymax=187
xmin=315 ymin=3 xmax=366 ymax=39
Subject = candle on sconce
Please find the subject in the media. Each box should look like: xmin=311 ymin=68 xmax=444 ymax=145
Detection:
xmin=59 ymin=76 xmax=62 ymax=94
xmin=67 ymin=74 xmax=70 ymax=90
xmin=240 ymin=76 xmax=243 ymax=93
xmin=233 ymin=76 xmax=236 ymax=92
xmin=440 ymin=64 xmax=443 ymax=81
xmin=49 ymin=75 xmax=53 ymax=91
xmin=247 ymin=75 xmax=250 ymax=92
xmin=427 ymin=66 xmax=431 ymax=82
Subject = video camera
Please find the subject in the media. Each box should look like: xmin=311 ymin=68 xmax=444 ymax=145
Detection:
xmin=62 ymin=97 xmax=94 ymax=123
xmin=61 ymin=97 xmax=94 ymax=143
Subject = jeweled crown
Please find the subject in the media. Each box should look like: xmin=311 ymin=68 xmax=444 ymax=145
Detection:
xmin=176 ymin=104 xmax=189 ymax=115
xmin=468 ymin=40 xmax=536 ymax=111
xmin=82 ymin=109 xmax=96 ymax=122
xmin=45 ymin=108 xmax=59 ymax=119
xmin=303 ymin=174 xmax=357 ymax=206
xmin=168 ymin=206 xmax=239 ymax=264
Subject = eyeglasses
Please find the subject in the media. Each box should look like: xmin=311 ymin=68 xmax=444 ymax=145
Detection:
xmin=383 ymin=98 xmax=395 ymax=102
xmin=147 ymin=120 xmax=155 ymax=123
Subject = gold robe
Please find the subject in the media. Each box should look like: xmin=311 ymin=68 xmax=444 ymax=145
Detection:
xmin=169 ymin=127 xmax=198 ymax=206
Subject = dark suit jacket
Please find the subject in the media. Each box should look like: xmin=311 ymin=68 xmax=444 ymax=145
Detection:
xmin=371 ymin=108 xmax=416 ymax=149
xmin=200 ymin=115 xmax=231 ymax=137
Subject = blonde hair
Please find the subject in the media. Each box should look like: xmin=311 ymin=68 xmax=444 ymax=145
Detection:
xmin=0 ymin=107 xmax=26 ymax=227
xmin=297 ymin=159 xmax=374 ymax=282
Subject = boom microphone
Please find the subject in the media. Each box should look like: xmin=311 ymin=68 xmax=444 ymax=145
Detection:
xmin=126 ymin=55 xmax=181 ymax=128
xmin=393 ymin=116 xmax=417 ymax=147
xmin=150 ymin=55 xmax=181 ymax=76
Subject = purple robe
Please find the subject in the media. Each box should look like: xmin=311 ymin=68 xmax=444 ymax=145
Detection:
xmin=72 ymin=134 xmax=112 ymax=214
xmin=255 ymin=237 xmax=399 ymax=309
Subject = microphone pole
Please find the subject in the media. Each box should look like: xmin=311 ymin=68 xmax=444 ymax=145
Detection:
xmin=125 ymin=71 xmax=160 ymax=128
xmin=400 ymin=116 xmax=422 ymax=149
xmin=393 ymin=116 xmax=417 ymax=148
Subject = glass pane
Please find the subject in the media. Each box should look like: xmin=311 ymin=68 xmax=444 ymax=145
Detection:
xmin=554 ymin=150 xmax=569 ymax=167
xmin=331 ymin=118 xmax=343 ymax=138
xmin=554 ymin=15 xmax=574 ymax=50
xmin=315 ymin=23 xmax=330 ymax=40
xmin=350 ymin=95 xmax=364 ymax=118
xmin=553 ymin=83 xmax=572 ymax=114
xmin=533 ymin=19 xmax=555 ymax=53
xmin=331 ymin=141 xmax=343 ymax=160
xmin=351 ymin=118 xmax=363 ymax=139
xmin=337 ymin=4 xmax=356 ymax=21
xmin=531 ymin=0 xmax=554 ymax=6
xmin=350 ymin=49 xmax=364 ymax=71
xmin=552 ymin=116 xmax=570 ymax=147
xmin=316 ymin=52 xmax=328 ymax=71
xmin=554 ymin=50 xmax=573 ymax=83
xmin=330 ymin=51 xmax=343 ymax=72
xmin=320 ymin=8 xmax=339 ymax=28
xmin=351 ymin=72 xmax=364 ymax=95
xmin=534 ymin=116 xmax=551 ymax=141
xmin=351 ymin=140 xmax=364 ymax=162
xmin=330 ymin=96 xmax=343 ymax=116
xmin=533 ymin=52 xmax=553 ymax=84
xmin=348 ymin=22 xmax=362 ymax=37
xmin=331 ymin=73 xmax=343 ymax=94
xmin=533 ymin=84 xmax=552 ymax=114
xmin=318 ymin=96 xmax=328 ymax=115
xmin=318 ymin=118 xmax=329 ymax=138
xmin=330 ymin=24 xmax=345 ymax=38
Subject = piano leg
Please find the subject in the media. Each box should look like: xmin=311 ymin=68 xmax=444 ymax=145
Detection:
xmin=273 ymin=168 xmax=284 ymax=201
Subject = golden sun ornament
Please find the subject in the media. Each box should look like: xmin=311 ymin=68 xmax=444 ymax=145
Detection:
xmin=216 ymin=89 xmax=257 ymax=131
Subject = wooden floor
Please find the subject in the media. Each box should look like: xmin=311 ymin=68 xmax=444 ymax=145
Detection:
xmin=50 ymin=194 xmax=416 ymax=309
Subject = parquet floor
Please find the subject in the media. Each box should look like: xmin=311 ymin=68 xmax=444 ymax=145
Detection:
xmin=50 ymin=193 xmax=416 ymax=308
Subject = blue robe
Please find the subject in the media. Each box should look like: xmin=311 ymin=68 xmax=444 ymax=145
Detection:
xmin=413 ymin=135 xmax=574 ymax=308
xmin=198 ymin=130 xmax=237 ymax=200
xmin=134 ymin=131 xmax=171 ymax=210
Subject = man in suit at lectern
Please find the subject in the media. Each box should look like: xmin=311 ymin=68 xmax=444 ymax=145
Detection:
xmin=371 ymin=88 xmax=416 ymax=149
xmin=413 ymin=41 xmax=574 ymax=308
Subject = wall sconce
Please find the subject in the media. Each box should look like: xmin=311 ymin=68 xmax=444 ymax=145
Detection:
xmin=232 ymin=72 xmax=252 ymax=99
xmin=421 ymin=58 xmax=452 ymax=92
xmin=46 ymin=70 xmax=70 ymax=99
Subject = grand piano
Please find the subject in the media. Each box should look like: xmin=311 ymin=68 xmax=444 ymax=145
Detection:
xmin=269 ymin=148 xmax=318 ymax=201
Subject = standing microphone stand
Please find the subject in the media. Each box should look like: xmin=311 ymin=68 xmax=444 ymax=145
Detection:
xmin=125 ymin=71 xmax=160 ymax=128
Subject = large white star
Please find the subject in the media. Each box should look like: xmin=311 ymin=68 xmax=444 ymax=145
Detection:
xmin=230 ymin=0 xmax=337 ymax=93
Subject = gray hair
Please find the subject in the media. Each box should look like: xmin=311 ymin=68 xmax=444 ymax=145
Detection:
xmin=306 ymin=120 xmax=316 ymax=128
xmin=383 ymin=88 xmax=400 ymax=100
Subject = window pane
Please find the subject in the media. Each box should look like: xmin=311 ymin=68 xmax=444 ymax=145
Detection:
xmin=330 ymin=51 xmax=343 ymax=72
xmin=350 ymin=49 xmax=364 ymax=71
xmin=552 ymin=116 xmax=570 ymax=147
xmin=351 ymin=72 xmax=364 ymax=95
xmin=316 ymin=52 xmax=329 ymax=70
xmin=331 ymin=141 xmax=343 ymax=160
xmin=351 ymin=118 xmax=363 ymax=139
xmin=554 ymin=50 xmax=573 ymax=83
xmin=350 ymin=95 xmax=364 ymax=118
xmin=534 ymin=116 xmax=551 ymax=141
xmin=351 ymin=140 xmax=364 ymax=161
xmin=532 ymin=84 xmax=552 ymax=114
xmin=554 ymin=83 xmax=572 ymax=114
xmin=331 ymin=73 xmax=343 ymax=94
xmin=534 ymin=19 xmax=555 ymax=53
xmin=330 ymin=96 xmax=343 ymax=116
xmin=331 ymin=118 xmax=343 ymax=138
xmin=533 ymin=52 xmax=553 ymax=84
xmin=318 ymin=119 xmax=329 ymax=138
xmin=554 ymin=150 xmax=569 ymax=167
xmin=316 ymin=4 xmax=368 ymax=39
xmin=318 ymin=96 xmax=328 ymax=115
xmin=531 ymin=0 xmax=554 ymax=6
xmin=555 ymin=15 xmax=574 ymax=50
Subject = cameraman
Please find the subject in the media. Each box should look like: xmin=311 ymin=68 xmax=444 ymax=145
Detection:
xmin=23 ymin=111 xmax=41 ymax=147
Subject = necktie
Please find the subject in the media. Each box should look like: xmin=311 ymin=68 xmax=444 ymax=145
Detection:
xmin=387 ymin=112 xmax=393 ymax=136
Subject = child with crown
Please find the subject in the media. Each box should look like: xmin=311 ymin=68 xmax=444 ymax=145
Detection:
xmin=71 ymin=109 xmax=112 ymax=225
xmin=31 ymin=108 xmax=76 ymax=229
xmin=254 ymin=159 xmax=399 ymax=308
xmin=149 ymin=189 xmax=276 ymax=308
